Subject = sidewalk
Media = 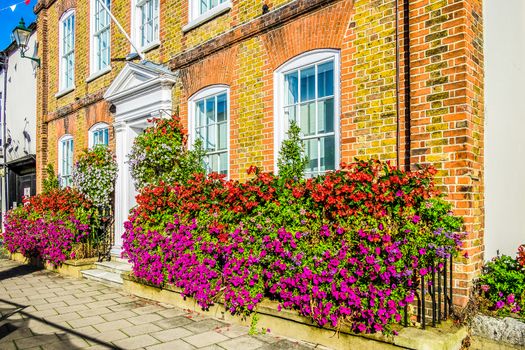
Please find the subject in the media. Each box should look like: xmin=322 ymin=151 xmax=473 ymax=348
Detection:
xmin=0 ymin=258 xmax=331 ymax=350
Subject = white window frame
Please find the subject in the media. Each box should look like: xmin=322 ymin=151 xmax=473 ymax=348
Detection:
xmin=188 ymin=85 xmax=230 ymax=177
xmin=89 ymin=0 xmax=111 ymax=79
xmin=58 ymin=9 xmax=76 ymax=93
xmin=131 ymin=0 xmax=160 ymax=53
xmin=89 ymin=122 xmax=110 ymax=148
xmin=273 ymin=49 xmax=341 ymax=177
xmin=184 ymin=0 xmax=232 ymax=32
xmin=58 ymin=135 xmax=74 ymax=188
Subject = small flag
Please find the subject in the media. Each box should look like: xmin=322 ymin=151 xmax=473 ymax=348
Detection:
xmin=10 ymin=4 xmax=17 ymax=11
xmin=25 ymin=0 xmax=30 ymax=4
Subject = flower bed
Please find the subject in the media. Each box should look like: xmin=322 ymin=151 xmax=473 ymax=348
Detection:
xmin=476 ymin=245 xmax=525 ymax=319
xmin=3 ymin=187 xmax=101 ymax=266
xmin=123 ymin=160 xmax=464 ymax=335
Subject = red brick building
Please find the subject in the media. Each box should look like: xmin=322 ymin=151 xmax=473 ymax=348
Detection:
xmin=34 ymin=0 xmax=484 ymax=305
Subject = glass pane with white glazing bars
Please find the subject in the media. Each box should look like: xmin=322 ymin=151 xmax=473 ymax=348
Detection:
xmin=284 ymin=59 xmax=335 ymax=177
xmin=195 ymin=92 xmax=228 ymax=175
xmin=62 ymin=14 xmax=75 ymax=89
xmin=138 ymin=0 xmax=159 ymax=47
xmin=94 ymin=0 xmax=111 ymax=71
xmin=61 ymin=138 xmax=74 ymax=187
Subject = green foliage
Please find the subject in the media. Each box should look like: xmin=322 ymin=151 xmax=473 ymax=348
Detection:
xmin=477 ymin=251 xmax=525 ymax=319
xmin=42 ymin=164 xmax=60 ymax=193
xmin=277 ymin=121 xmax=308 ymax=181
xmin=128 ymin=116 xmax=206 ymax=189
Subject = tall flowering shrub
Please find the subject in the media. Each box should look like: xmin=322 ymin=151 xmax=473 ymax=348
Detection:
xmin=72 ymin=146 xmax=118 ymax=208
xmin=127 ymin=116 xmax=205 ymax=190
xmin=3 ymin=188 xmax=100 ymax=265
xmin=123 ymin=160 xmax=464 ymax=334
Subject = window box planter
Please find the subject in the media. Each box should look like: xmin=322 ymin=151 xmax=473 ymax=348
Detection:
xmin=122 ymin=272 xmax=468 ymax=350
xmin=9 ymin=252 xmax=97 ymax=279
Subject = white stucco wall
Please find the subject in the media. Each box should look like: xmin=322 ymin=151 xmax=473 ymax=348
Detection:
xmin=484 ymin=0 xmax=525 ymax=258
xmin=0 ymin=32 xmax=37 ymax=163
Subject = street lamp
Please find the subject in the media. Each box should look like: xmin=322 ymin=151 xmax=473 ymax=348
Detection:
xmin=12 ymin=18 xmax=40 ymax=67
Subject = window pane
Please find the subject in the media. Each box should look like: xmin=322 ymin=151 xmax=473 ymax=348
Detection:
xmin=285 ymin=106 xmax=296 ymax=124
xmin=305 ymin=139 xmax=319 ymax=174
xmin=318 ymin=61 xmax=334 ymax=98
xmin=300 ymin=66 xmax=315 ymax=102
xmin=207 ymin=124 xmax=216 ymax=150
xmin=284 ymin=71 xmax=298 ymax=105
xmin=219 ymin=152 xmax=228 ymax=175
xmin=218 ymin=123 xmax=227 ymax=150
xmin=318 ymin=98 xmax=334 ymax=133
xmin=217 ymin=93 xmax=227 ymax=122
xmin=197 ymin=100 xmax=205 ymax=127
xmin=206 ymin=97 xmax=215 ymax=124
xmin=321 ymin=136 xmax=336 ymax=172
xmin=211 ymin=154 xmax=218 ymax=173
xmin=200 ymin=0 xmax=208 ymax=15
xmin=300 ymin=102 xmax=315 ymax=136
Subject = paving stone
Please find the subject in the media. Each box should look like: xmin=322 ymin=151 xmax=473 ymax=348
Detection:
xmin=259 ymin=340 xmax=314 ymax=350
xmin=219 ymin=335 xmax=264 ymax=350
xmin=154 ymin=316 xmax=194 ymax=329
xmin=34 ymin=301 xmax=68 ymax=311
xmin=93 ymin=329 xmax=128 ymax=343
xmin=184 ymin=319 xmax=228 ymax=334
xmin=150 ymin=327 xmax=193 ymax=342
xmin=45 ymin=312 xmax=82 ymax=323
xmin=183 ymin=331 xmax=229 ymax=348
xmin=113 ymin=334 xmax=160 ymax=349
xmin=68 ymin=315 xmax=105 ymax=329
xmin=101 ymin=310 xmax=138 ymax=322
xmin=132 ymin=305 xmax=165 ymax=315
xmin=14 ymin=334 xmax=61 ymax=349
xmin=155 ymin=307 xmax=186 ymax=319
xmin=0 ymin=341 xmax=17 ymax=350
xmin=78 ymin=307 xmax=113 ymax=317
xmin=121 ymin=322 xmax=163 ymax=336
xmin=146 ymin=339 xmax=196 ymax=350
xmin=93 ymin=319 xmax=134 ymax=333
xmin=85 ymin=300 xmax=118 ymax=309
xmin=54 ymin=304 xmax=89 ymax=315
xmin=128 ymin=313 xmax=164 ymax=325
xmin=217 ymin=324 xmax=252 ymax=338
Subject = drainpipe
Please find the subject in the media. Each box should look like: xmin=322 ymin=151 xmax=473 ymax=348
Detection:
xmin=395 ymin=0 xmax=411 ymax=171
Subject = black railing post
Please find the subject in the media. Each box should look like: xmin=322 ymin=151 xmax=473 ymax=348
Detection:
xmin=421 ymin=274 xmax=426 ymax=329
xmin=443 ymin=258 xmax=448 ymax=319
xmin=438 ymin=266 xmax=442 ymax=323
xmin=449 ymin=257 xmax=453 ymax=315
xmin=431 ymin=265 xmax=436 ymax=327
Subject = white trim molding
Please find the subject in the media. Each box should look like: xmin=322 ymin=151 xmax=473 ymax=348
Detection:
xmin=188 ymin=85 xmax=230 ymax=177
xmin=90 ymin=0 xmax=111 ymax=76
xmin=59 ymin=9 xmax=76 ymax=92
xmin=183 ymin=0 xmax=232 ymax=32
xmin=273 ymin=49 xmax=341 ymax=177
xmin=88 ymin=122 xmax=110 ymax=147
xmin=131 ymin=0 xmax=160 ymax=54
xmin=58 ymin=134 xmax=74 ymax=188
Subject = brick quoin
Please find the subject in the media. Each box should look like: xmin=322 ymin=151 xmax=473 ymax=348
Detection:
xmin=34 ymin=0 xmax=483 ymax=307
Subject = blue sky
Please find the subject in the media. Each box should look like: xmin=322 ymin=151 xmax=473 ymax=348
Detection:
xmin=0 ymin=0 xmax=36 ymax=50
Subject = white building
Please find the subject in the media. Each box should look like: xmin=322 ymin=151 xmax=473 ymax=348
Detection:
xmin=0 ymin=22 xmax=37 ymax=218
xmin=484 ymin=0 xmax=525 ymax=258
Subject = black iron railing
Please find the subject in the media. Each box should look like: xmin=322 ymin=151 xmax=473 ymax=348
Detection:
xmin=95 ymin=207 xmax=114 ymax=262
xmin=404 ymin=257 xmax=454 ymax=329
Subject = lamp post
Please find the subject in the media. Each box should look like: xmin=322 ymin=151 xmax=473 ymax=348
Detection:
xmin=0 ymin=52 xmax=7 ymax=230
xmin=12 ymin=18 xmax=40 ymax=67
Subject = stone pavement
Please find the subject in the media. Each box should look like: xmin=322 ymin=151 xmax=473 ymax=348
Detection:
xmin=0 ymin=258 xmax=331 ymax=350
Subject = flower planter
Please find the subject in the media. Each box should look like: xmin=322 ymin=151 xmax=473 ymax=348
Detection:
xmin=122 ymin=272 xmax=467 ymax=350
xmin=9 ymin=252 xmax=97 ymax=279
xmin=470 ymin=314 xmax=525 ymax=349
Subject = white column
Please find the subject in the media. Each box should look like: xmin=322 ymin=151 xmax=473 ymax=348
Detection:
xmin=111 ymin=121 xmax=128 ymax=257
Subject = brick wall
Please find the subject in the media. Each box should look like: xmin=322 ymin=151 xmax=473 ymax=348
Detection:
xmin=34 ymin=0 xmax=484 ymax=306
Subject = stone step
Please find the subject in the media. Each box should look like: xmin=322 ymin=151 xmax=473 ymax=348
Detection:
xmin=110 ymin=256 xmax=130 ymax=264
xmin=81 ymin=269 xmax=123 ymax=288
xmin=95 ymin=261 xmax=132 ymax=274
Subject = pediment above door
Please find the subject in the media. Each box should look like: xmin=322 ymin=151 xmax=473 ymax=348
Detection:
xmin=104 ymin=61 xmax=178 ymax=124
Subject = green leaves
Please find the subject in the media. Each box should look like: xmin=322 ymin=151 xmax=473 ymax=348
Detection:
xmin=277 ymin=121 xmax=308 ymax=182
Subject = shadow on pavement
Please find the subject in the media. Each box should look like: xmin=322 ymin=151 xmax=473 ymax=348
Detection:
xmin=0 ymin=262 xmax=42 ymax=281
xmin=0 ymin=298 xmax=121 ymax=349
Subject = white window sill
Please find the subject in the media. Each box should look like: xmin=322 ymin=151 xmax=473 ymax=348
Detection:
xmin=86 ymin=66 xmax=112 ymax=83
xmin=140 ymin=40 xmax=161 ymax=54
xmin=55 ymin=86 xmax=75 ymax=98
xmin=183 ymin=1 xmax=232 ymax=33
